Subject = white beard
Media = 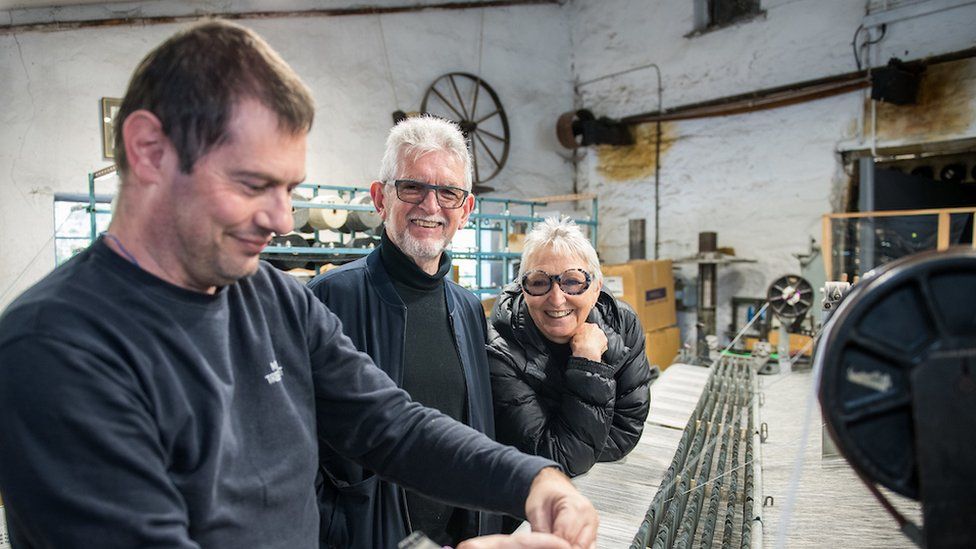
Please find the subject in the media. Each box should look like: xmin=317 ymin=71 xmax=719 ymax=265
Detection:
xmin=384 ymin=216 xmax=450 ymax=261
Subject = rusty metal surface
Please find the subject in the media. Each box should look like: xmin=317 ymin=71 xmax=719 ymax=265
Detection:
xmin=596 ymin=122 xmax=675 ymax=182
xmin=872 ymin=58 xmax=976 ymax=144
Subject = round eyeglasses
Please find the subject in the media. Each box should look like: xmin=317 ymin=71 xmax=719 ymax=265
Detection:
xmin=520 ymin=269 xmax=593 ymax=297
xmin=392 ymin=179 xmax=470 ymax=209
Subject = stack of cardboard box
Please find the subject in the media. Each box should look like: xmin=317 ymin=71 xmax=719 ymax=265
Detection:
xmin=602 ymin=259 xmax=680 ymax=371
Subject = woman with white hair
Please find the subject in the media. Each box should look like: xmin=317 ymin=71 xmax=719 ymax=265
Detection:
xmin=487 ymin=217 xmax=655 ymax=478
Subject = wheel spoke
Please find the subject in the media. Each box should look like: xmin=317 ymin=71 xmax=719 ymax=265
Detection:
xmin=449 ymin=74 xmax=470 ymax=120
xmin=841 ymin=393 xmax=911 ymax=425
xmin=849 ymin=330 xmax=914 ymax=368
xmin=430 ymin=87 xmax=466 ymax=121
xmin=470 ymin=76 xmax=481 ymax=121
xmin=478 ymin=128 xmax=505 ymax=142
xmin=471 ymin=135 xmax=482 ymax=184
xmin=916 ymin=274 xmax=952 ymax=339
xmin=475 ymin=109 xmax=500 ymax=125
xmin=475 ymin=132 xmax=501 ymax=168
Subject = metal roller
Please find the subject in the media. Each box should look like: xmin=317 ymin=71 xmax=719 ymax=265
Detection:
xmin=818 ymin=248 xmax=976 ymax=548
xmin=307 ymin=192 xmax=348 ymax=231
xmin=766 ymin=274 xmax=813 ymax=320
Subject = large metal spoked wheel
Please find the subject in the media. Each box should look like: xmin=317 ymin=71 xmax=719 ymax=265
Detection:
xmin=818 ymin=248 xmax=976 ymax=499
xmin=766 ymin=274 xmax=814 ymax=319
xmin=421 ymin=72 xmax=510 ymax=187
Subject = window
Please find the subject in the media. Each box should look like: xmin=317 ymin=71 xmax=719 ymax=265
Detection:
xmin=53 ymin=196 xmax=112 ymax=266
xmin=693 ymin=0 xmax=763 ymax=32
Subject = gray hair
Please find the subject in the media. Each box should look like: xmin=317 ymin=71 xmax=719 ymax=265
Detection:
xmin=518 ymin=217 xmax=602 ymax=283
xmin=377 ymin=115 xmax=473 ymax=191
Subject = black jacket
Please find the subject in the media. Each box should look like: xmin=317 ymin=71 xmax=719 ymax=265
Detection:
xmin=308 ymin=249 xmax=502 ymax=548
xmin=487 ymin=285 xmax=656 ymax=477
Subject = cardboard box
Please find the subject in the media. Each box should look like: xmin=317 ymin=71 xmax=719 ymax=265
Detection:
xmin=507 ymin=233 xmax=526 ymax=253
xmin=645 ymin=325 xmax=681 ymax=371
xmin=768 ymin=331 xmax=814 ymax=357
xmin=744 ymin=333 xmax=813 ymax=357
xmin=602 ymin=260 xmax=676 ymax=332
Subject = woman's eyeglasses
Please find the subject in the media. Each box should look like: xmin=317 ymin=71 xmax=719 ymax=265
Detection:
xmin=520 ymin=269 xmax=592 ymax=296
xmin=391 ymin=179 xmax=470 ymax=209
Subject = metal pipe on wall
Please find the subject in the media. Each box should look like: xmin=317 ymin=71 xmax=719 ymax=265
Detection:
xmin=697 ymin=231 xmax=718 ymax=359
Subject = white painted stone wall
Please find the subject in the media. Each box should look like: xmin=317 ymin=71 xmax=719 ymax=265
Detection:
xmin=3 ymin=0 xmax=974 ymax=328
xmin=569 ymin=0 xmax=976 ymax=343
xmin=0 ymin=1 xmax=575 ymax=307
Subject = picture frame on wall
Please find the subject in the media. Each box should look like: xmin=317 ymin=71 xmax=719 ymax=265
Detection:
xmin=101 ymin=97 xmax=122 ymax=160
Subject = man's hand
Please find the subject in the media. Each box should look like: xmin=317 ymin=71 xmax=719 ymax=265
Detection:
xmin=457 ymin=533 xmax=571 ymax=549
xmin=524 ymin=467 xmax=598 ymax=549
xmin=569 ymin=323 xmax=608 ymax=363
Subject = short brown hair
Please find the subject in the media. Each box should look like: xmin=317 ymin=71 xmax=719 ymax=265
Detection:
xmin=113 ymin=19 xmax=315 ymax=176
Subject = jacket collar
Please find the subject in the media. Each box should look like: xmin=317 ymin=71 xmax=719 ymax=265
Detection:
xmin=379 ymin=230 xmax=452 ymax=291
xmin=365 ymin=247 xmax=459 ymax=315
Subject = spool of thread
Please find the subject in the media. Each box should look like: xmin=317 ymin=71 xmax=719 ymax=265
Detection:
xmin=291 ymin=192 xmax=312 ymax=233
xmin=267 ymin=234 xmax=309 ymax=271
xmin=344 ymin=195 xmax=382 ymax=233
xmin=349 ymin=236 xmax=380 ymax=250
xmin=308 ymin=192 xmax=348 ymax=231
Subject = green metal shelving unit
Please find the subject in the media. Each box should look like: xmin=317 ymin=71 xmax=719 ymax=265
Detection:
xmin=76 ymin=170 xmax=599 ymax=296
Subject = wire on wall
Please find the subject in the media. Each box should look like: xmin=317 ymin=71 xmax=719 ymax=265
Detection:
xmin=477 ymin=9 xmax=486 ymax=77
xmin=376 ymin=13 xmax=400 ymax=110
xmin=851 ymin=23 xmax=887 ymax=71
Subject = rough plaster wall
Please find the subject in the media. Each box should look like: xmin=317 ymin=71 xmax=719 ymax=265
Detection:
xmin=868 ymin=57 xmax=976 ymax=147
xmin=579 ymin=95 xmax=858 ymax=341
xmin=569 ymin=0 xmax=976 ymax=343
xmin=0 ymin=3 xmax=574 ymax=308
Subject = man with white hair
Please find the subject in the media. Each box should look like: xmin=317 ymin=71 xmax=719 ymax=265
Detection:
xmin=308 ymin=116 xmax=505 ymax=547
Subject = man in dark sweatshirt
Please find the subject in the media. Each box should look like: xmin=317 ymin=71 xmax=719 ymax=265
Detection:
xmin=308 ymin=116 xmax=502 ymax=547
xmin=0 ymin=20 xmax=597 ymax=549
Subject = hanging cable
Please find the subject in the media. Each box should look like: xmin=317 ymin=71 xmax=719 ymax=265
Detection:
xmin=477 ymin=9 xmax=485 ymax=77
xmin=852 ymin=23 xmax=888 ymax=71
xmin=376 ymin=13 xmax=400 ymax=110
xmin=852 ymin=24 xmax=866 ymax=71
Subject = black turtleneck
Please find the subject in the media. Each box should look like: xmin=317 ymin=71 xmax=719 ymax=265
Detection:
xmin=379 ymin=231 xmax=471 ymax=545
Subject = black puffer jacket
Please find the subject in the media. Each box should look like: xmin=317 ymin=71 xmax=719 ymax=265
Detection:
xmin=487 ymin=285 xmax=657 ymax=477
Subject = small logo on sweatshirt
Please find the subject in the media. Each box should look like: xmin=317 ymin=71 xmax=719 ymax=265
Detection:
xmin=264 ymin=360 xmax=283 ymax=385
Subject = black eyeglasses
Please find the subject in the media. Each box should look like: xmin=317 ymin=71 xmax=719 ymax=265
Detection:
xmin=391 ymin=179 xmax=470 ymax=209
xmin=521 ymin=269 xmax=593 ymax=297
